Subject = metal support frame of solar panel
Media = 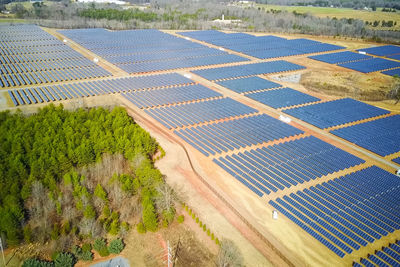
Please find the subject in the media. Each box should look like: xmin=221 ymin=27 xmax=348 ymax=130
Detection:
xmin=144 ymin=98 xmax=258 ymax=130
xmin=338 ymin=58 xmax=400 ymax=73
xmin=0 ymin=25 xmax=111 ymax=88
xmin=122 ymin=84 xmax=222 ymax=108
xmin=6 ymin=73 xmax=194 ymax=106
xmin=284 ymin=98 xmax=390 ymax=129
xmin=193 ymin=61 xmax=305 ymax=82
xmin=213 ymin=135 xmax=364 ymax=197
xmin=356 ymin=241 xmax=400 ymax=267
xmin=244 ymin=87 xmax=321 ymax=109
xmin=174 ymin=114 xmax=304 ymax=156
xmin=308 ymin=51 xmax=372 ymax=65
xmin=269 ymin=166 xmax=400 ymax=258
xmin=331 ymin=115 xmax=400 ymax=157
xmin=216 ymin=76 xmax=282 ymax=94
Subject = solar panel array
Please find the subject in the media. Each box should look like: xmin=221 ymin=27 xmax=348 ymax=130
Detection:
xmin=331 ymin=115 xmax=400 ymax=157
xmin=309 ymin=51 xmax=372 ymax=64
xmin=270 ymin=166 xmax=400 ymax=258
xmin=174 ymin=114 xmax=304 ymax=156
xmin=0 ymin=24 xmax=111 ymax=88
xmin=354 ymin=241 xmax=400 ymax=267
xmin=143 ymin=98 xmax=258 ymax=129
xmin=393 ymin=157 xmax=400 ymax=165
xmin=58 ymin=28 xmax=248 ymax=74
xmin=122 ymin=84 xmax=222 ymax=108
xmin=7 ymin=73 xmax=193 ymax=106
xmin=358 ymin=45 xmax=400 ymax=57
xmin=178 ymin=30 xmax=344 ymax=59
xmin=213 ymin=136 xmax=364 ymax=196
xmin=284 ymin=98 xmax=390 ymax=129
xmin=216 ymin=76 xmax=282 ymax=93
xmin=245 ymin=87 xmax=320 ymax=109
xmin=382 ymin=68 xmax=400 ymax=77
xmin=193 ymin=61 xmax=305 ymax=81
xmin=338 ymin=58 xmax=400 ymax=73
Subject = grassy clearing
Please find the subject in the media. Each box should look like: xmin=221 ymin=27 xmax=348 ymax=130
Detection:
xmin=257 ymin=4 xmax=400 ymax=30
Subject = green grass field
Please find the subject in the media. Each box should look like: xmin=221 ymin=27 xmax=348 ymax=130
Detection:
xmin=257 ymin=4 xmax=400 ymax=30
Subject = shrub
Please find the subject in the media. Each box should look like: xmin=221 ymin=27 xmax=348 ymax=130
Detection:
xmin=177 ymin=215 xmax=184 ymax=223
xmin=82 ymin=243 xmax=92 ymax=253
xmin=185 ymin=205 xmax=188 ymax=211
xmin=196 ymin=217 xmax=199 ymax=223
xmin=54 ymin=252 xmax=75 ymax=267
xmin=207 ymin=229 xmax=210 ymax=236
xmin=109 ymin=219 xmax=120 ymax=235
xmin=188 ymin=209 xmax=192 ymax=215
xmin=211 ymin=233 xmax=215 ymax=240
xmin=93 ymin=238 xmax=108 ymax=256
xmin=215 ymin=238 xmax=220 ymax=246
xmin=81 ymin=251 xmax=94 ymax=261
xmin=203 ymin=225 xmax=206 ymax=231
xmin=199 ymin=221 xmax=203 ymax=227
xmin=191 ymin=213 xmax=195 ymax=219
xmin=22 ymin=258 xmax=54 ymax=267
xmin=23 ymin=225 xmax=32 ymax=243
xmin=137 ymin=222 xmax=146 ymax=233
xmin=50 ymin=224 xmax=60 ymax=240
xmin=108 ymin=239 xmax=125 ymax=254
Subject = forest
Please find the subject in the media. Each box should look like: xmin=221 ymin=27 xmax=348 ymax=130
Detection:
xmin=5 ymin=0 xmax=399 ymax=43
xmin=0 ymin=105 xmax=175 ymax=265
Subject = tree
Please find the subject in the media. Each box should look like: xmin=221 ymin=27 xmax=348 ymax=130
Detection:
xmin=94 ymin=183 xmax=107 ymax=202
xmin=108 ymin=239 xmax=125 ymax=254
xmin=388 ymin=78 xmax=400 ymax=104
xmin=216 ymin=239 xmax=244 ymax=267
xmin=54 ymin=252 xmax=75 ymax=267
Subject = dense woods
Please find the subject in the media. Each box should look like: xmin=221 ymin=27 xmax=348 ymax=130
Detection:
xmin=0 ymin=105 xmax=175 ymax=263
xmin=6 ymin=0 xmax=399 ymax=43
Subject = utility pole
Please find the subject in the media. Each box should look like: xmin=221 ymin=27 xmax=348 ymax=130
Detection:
xmin=167 ymin=241 xmax=173 ymax=267
xmin=0 ymin=237 xmax=6 ymax=267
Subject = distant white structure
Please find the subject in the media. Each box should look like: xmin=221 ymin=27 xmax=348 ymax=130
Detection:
xmin=396 ymin=169 xmax=400 ymax=177
xmin=63 ymin=39 xmax=67 ymax=43
xmin=93 ymin=57 xmax=99 ymax=63
xmin=184 ymin=73 xmax=192 ymax=79
xmin=272 ymin=210 xmax=278 ymax=220
xmin=77 ymin=0 xmax=126 ymax=5
xmin=359 ymin=51 xmax=367 ymax=55
xmin=213 ymin=14 xmax=242 ymax=25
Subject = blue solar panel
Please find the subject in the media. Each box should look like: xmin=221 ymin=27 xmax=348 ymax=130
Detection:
xmin=393 ymin=157 xmax=400 ymax=165
xmin=309 ymin=51 xmax=372 ymax=64
xmin=145 ymin=98 xmax=257 ymax=129
xmin=271 ymin=166 xmax=400 ymax=258
xmin=174 ymin=114 xmax=304 ymax=155
xmin=382 ymin=68 xmax=400 ymax=77
xmin=331 ymin=115 xmax=400 ymax=156
xmin=387 ymin=54 xmax=400 ymax=61
xmin=217 ymin=76 xmax=282 ymax=93
xmin=358 ymin=45 xmax=400 ymax=56
xmin=245 ymin=87 xmax=320 ymax=108
xmin=215 ymin=136 xmax=364 ymax=196
xmin=193 ymin=61 xmax=305 ymax=81
xmin=284 ymin=98 xmax=390 ymax=128
xmin=339 ymin=58 xmax=400 ymax=73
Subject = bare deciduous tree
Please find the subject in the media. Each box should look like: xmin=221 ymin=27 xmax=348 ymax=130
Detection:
xmin=216 ymin=239 xmax=244 ymax=267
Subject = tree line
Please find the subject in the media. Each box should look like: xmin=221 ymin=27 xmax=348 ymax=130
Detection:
xmin=0 ymin=105 xmax=178 ymax=263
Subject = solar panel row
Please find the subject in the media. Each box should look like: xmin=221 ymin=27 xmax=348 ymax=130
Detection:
xmin=338 ymin=58 xmax=400 ymax=73
xmin=284 ymin=98 xmax=390 ymax=129
xmin=7 ymin=73 xmax=193 ymax=106
xmin=213 ymin=136 xmax=364 ymax=195
xmin=178 ymin=30 xmax=344 ymax=59
xmin=331 ymin=115 xmax=400 ymax=157
xmin=193 ymin=60 xmax=305 ymax=81
xmin=270 ymin=166 xmax=400 ymax=258
xmin=309 ymin=51 xmax=372 ymax=65
xmin=123 ymin=84 xmax=222 ymax=108
xmin=174 ymin=114 xmax=304 ymax=156
xmin=216 ymin=76 xmax=282 ymax=94
xmin=356 ymin=241 xmax=400 ymax=267
xmin=59 ymin=28 xmax=248 ymax=73
xmin=245 ymin=87 xmax=320 ymax=109
xmin=144 ymin=98 xmax=258 ymax=129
